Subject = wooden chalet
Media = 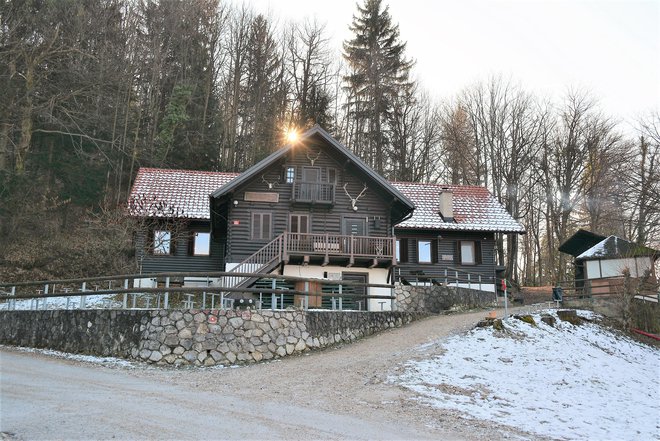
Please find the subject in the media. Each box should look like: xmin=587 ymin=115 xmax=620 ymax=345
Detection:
xmin=128 ymin=126 xmax=525 ymax=310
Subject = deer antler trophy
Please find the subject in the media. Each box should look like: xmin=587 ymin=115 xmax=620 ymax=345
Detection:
xmin=343 ymin=183 xmax=368 ymax=211
xmin=306 ymin=150 xmax=322 ymax=166
xmin=261 ymin=174 xmax=278 ymax=189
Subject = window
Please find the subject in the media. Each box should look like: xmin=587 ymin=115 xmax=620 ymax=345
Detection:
xmin=285 ymin=167 xmax=295 ymax=184
xmin=192 ymin=232 xmax=210 ymax=256
xmin=460 ymin=241 xmax=476 ymax=265
xmin=327 ymin=168 xmax=337 ymax=183
xmin=418 ymin=240 xmax=432 ymax=263
xmin=153 ymin=230 xmax=172 ymax=255
xmin=290 ymin=214 xmax=309 ymax=234
xmin=251 ymin=213 xmax=272 ymax=240
xmin=396 ymin=240 xmax=400 ymax=261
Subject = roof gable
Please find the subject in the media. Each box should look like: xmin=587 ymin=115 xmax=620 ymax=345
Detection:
xmin=392 ymin=182 xmax=525 ymax=233
xmin=209 ymin=125 xmax=415 ymax=220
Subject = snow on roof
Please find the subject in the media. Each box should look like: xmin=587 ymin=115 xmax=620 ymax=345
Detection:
xmin=392 ymin=182 xmax=525 ymax=233
xmin=128 ymin=168 xmax=525 ymax=233
xmin=576 ymin=235 xmax=658 ymax=260
xmin=128 ymin=168 xmax=238 ymax=219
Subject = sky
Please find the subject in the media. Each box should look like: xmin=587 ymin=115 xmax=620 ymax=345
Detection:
xmin=250 ymin=0 xmax=660 ymax=129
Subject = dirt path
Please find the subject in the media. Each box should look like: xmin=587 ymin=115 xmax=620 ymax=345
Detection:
xmin=1 ymin=305 xmax=548 ymax=440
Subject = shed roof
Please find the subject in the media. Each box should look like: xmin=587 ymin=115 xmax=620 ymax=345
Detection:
xmin=576 ymin=236 xmax=658 ymax=260
xmin=558 ymin=229 xmax=607 ymax=257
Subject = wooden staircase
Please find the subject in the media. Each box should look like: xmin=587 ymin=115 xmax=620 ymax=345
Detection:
xmin=218 ymin=233 xmax=285 ymax=294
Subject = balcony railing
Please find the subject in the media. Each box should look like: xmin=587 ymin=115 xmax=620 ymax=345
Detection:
xmin=284 ymin=233 xmax=395 ymax=263
xmin=292 ymin=181 xmax=335 ymax=204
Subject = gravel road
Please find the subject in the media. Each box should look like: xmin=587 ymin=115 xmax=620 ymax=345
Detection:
xmin=1 ymin=305 xmax=545 ymax=440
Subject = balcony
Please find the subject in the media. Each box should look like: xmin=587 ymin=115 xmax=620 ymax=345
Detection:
xmin=291 ymin=181 xmax=335 ymax=205
xmin=283 ymin=233 xmax=395 ymax=268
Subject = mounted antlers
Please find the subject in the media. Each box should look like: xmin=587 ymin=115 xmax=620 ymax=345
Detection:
xmin=306 ymin=150 xmax=322 ymax=166
xmin=343 ymin=183 xmax=368 ymax=211
xmin=261 ymin=174 xmax=278 ymax=189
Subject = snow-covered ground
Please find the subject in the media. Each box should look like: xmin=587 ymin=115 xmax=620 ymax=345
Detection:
xmin=6 ymin=346 xmax=137 ymax=368
xmin=394 ymin=310 xmax=660 ymax=441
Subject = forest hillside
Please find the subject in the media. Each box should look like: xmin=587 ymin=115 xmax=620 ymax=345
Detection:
xmin=1 ymin=0 xmax=658 ymax=282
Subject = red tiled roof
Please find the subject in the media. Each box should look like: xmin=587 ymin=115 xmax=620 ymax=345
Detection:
xmin=391 ymin=182 xmax=525 ymax=233
xmin=128 ymin=168 xmax=238 ymax=219
xmin=128 ymin=168 xmax=525 ymax=233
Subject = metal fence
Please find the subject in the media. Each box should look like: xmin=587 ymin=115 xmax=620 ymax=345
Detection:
xmin=0 ymin=271 xmax=398 ymax=312
xmin=395 ymin=266 xmax=497 ymax=293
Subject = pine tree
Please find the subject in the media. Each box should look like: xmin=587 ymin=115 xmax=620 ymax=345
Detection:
xmin=343 ymin=0 xmax=413 ymax=175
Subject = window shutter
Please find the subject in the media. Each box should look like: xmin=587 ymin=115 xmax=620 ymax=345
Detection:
xmin=301 ymin=215 xmax=308 ymax=233
xmin=475 ymin=241 xmax=483 ymax=264
xmin=400 ymin=238 xmax=409 ymax=263
xmin=431 ymin=240 xmax=439 ymax=264
xmin=169 ymin=230 xmax=176 ymax=255
xmin=187 ymin=231 xmax=195 ymax=256
xmin=252 ymin=213 xmax=261 ymax=239
xmin=262 ymin=213 xmax=271 ymax=239
xmin=454 ymin=241 xmax=461 ymax=264
xmin=147 ymin=227 xmax=154 ymax=254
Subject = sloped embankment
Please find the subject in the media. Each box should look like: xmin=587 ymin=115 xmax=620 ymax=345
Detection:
xmin=394 ymin=309 xmax=660 ymax=441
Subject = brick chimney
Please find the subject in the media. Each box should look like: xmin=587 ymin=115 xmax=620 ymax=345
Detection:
xmin=439 ymin=187 xmax=454 ymax=222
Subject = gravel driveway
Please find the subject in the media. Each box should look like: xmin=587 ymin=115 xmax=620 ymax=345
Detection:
xmin=1 ymin=306 xmax=545 ymax=440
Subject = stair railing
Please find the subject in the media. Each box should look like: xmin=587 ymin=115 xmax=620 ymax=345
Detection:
xmin=220 ymin=233 xmax=284 ymax=290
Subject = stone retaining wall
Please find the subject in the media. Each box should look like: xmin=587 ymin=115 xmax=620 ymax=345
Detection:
xmin=395 ymin=284 xmax=496 ymax=313
xmin=0 ymin=309 xmax=427 ymax=366
xmin=0 ymin=310 xmax=150 ymax=357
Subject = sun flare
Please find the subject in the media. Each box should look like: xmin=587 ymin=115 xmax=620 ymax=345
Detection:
xmin=285 ymin=128 xmax=299 ymax=143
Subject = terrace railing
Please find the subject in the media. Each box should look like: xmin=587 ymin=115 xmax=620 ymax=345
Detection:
xmin=284 ymin=232 xmax=395 ymax=264
xmin=221 ymin=233 xmax=285 ymax=289
xmin=292 ymin=181 xmax=335 ymax=204
xmin=0 ymin=271 xmax=396 ymax=312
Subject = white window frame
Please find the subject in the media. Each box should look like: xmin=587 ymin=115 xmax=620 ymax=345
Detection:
xmin=460 ymin=240 xmax=476 ymax=265
xmin=192 ymin=231 xmax=211 ymax=256
xmin=418 ymin=240 xmax=432 ymax=263
xmin=252 ymin=212 xmax=272 ymax=240
xmin=153 ymin=230 xmax=172 ymax=255
xmin=285 ymin=167 xmax=295 ymax=184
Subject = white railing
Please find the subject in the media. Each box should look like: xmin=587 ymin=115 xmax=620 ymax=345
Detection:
xmin=219 ymin=233 xmax=284 ymax=290
xmin=284 ymin=233 xmax=394 ymax=261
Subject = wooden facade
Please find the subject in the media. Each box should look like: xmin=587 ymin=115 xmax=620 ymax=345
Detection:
xmin=136 ymin=220 xmax=224 ymax=274
xmin=130 ymin=127 xmax=522 ymax=295
xmin=211 ymin=133 xmax=408 ymax=269
xmin=394 ymin=230 xmax=497 ymax=286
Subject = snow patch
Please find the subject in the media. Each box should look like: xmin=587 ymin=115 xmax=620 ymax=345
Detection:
xmin=1 ymin=294 xmax=120 ymax=311
xmin=6 ymin=346 xmax=137 ymax=368
xmin=393 ymin=310 xmax=660 ymax=441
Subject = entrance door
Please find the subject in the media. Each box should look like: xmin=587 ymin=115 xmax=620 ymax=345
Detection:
xmin=302 ymin=167 xmax=320 ymax=201
xmin=343 ymin=217 xmax=366 ymax=236
xmin=342 ymin=273 xmax=368 ymax=311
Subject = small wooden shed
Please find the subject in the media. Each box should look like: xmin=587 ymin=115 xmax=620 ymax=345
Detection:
xmin=559 ymin=230 xmax=658 ymax=295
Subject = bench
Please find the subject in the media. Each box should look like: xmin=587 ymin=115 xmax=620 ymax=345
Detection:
xmin=313 ymin=242 xmax=340 ymax=252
